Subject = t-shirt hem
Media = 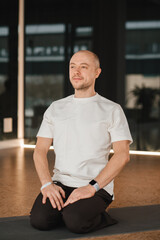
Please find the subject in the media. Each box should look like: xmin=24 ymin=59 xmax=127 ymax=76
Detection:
xmin=111 ymin=137 xmax=133 ymax=145
xmin=52 ymin=176 xmax=114 ymax=196
xmin=36 ymin=134 xmax=53 ymax=139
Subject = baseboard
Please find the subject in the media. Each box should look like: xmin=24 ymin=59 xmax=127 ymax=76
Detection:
xmin=0 ymin=139 xmax=24 ymax=149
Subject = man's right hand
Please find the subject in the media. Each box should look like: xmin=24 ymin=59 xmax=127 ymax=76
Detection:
xmin=41 ymin=183 xmax=65 ymax=210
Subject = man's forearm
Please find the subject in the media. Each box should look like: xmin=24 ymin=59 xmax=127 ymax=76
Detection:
xmin=33 ymin=148 xmax=53 ymax=185
xmin=95 ymin=151 xmax=129 ymax=189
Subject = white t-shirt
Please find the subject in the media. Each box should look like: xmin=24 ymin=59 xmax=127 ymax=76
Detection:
xmin=37 ymin=93 xmax=133 ymax=196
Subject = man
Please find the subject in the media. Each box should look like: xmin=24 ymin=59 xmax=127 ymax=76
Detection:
xmin=30 ymin=50 xmax=132 ymax=233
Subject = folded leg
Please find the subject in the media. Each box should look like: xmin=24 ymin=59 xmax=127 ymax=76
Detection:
xmin=30 ymin=192 xmax=63 ymax=230
xmin=62 ymin=189 xmax=117 ymax=233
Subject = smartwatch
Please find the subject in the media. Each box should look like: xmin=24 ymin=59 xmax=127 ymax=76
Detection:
xmin=89 ymin=180 xmax=100 ymax=192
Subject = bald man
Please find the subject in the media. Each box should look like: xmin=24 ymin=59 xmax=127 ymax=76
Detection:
xmin=30 ymin=50 xmax=132 ymax=233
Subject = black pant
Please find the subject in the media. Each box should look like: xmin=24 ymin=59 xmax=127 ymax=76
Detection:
xmin=30 ymin=181 xmax=117 ymax=233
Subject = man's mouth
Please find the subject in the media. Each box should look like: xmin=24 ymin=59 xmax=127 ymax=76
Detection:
xmin=72 ymin=77 xmax=83 ymax=81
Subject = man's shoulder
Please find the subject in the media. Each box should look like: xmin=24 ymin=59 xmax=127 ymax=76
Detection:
xmin=48 ymin=95 xmax=73 ymax=111
xmin=46 ymin=95 xmax=73 ymax=114
xmin=53 ymin=95 xmax=73 ymax=105
xmin=97 ymin=94 xmax=120 ymax=108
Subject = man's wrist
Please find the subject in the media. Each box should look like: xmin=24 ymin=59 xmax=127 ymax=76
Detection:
xmin=40 ymin=181 xmax=53 ymax=191
xmin=89 ymin=179 xmax=100 ymax=192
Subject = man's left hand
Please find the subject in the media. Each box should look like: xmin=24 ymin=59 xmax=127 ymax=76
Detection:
xmin=63 ymin=184 xmax=96 ymax=207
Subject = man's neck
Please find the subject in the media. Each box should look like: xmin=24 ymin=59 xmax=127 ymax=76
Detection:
xmin=74 ymin=90 xmax=96 ymax=98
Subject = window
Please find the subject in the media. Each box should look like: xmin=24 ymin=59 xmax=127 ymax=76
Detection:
xmin=25 ymin=24 xmax=66 ymax=141
xmin=125 ymin=21 xmax=160 ymax=151
xmin=0 ymin=0 xmax=18 ymax=140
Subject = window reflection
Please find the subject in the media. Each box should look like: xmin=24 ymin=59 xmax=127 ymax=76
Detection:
xmin=0 ymin=25 xmax=17 ymax=140
xmin=125 ymin=21 xmax=160 ymax=151
xmin=24 ymin=24 xmax=93 ymax=142
xmin=0 ymin=26 xmax=9 ymax=99
xmin=25 ymin=24 xmax=65 ymax=141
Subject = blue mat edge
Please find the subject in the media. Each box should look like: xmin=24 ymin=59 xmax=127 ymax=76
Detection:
xmin=0 ymin=205 xmax=160 ymax=240
xmin=1 ymin=204 xmax=159 ymax=221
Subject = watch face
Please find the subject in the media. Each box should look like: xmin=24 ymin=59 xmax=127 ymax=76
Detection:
xmin=89 ymin=180 xmax=100 ymax=192
xmin=89 ymin=180 xmax=97 ymax=185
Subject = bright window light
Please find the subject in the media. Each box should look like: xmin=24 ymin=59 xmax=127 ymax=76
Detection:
xmin=22 ymin=144 xmax=160 ymax=156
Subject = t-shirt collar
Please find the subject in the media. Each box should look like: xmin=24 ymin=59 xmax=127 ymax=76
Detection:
xmin=73 ymin=93 xmax=99 ymax=102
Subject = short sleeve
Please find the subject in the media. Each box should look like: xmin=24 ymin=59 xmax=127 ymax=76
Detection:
xmin=108 ymin=105 xmax=133 ymax=144
xmin=36 ymin=103 xmax=54 ymax=139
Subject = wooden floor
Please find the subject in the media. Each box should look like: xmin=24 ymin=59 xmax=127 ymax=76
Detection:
xmin=0 ymin=147 xmax=160 ymax=239
xmin=76 ymin=230 xmax=160 ymax=240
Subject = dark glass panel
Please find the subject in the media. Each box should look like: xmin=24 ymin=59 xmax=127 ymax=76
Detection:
xmin=0 ymin=0 xmax=18 ymax=140
xmin=24 ymin=1 xmax=93 ymax=143
xmin=125 ymin=21 xmax=160 ymax=151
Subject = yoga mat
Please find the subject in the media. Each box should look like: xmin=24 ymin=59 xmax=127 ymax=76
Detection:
xmin=0 ymin=205 xmax=160 ymax=240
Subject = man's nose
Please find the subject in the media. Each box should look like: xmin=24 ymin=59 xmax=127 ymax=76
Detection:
xmin=75 ymin=67 xmax=81 ymax=74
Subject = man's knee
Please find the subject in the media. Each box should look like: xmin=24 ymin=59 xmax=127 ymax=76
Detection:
xmin=30 ymin=211 xmax=52 ymax=231
xmin=62 ymin=205 xmax=88 ymax=233
xmin=30 ymin=193 xmax=63 ymax=230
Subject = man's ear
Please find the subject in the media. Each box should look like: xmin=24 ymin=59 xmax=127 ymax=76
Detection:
xmin=95 ymin=68 xmax=102 ymax=79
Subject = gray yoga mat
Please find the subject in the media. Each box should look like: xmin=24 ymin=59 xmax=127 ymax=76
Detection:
xmin=0 ymin=205 xmax=160 ymax=240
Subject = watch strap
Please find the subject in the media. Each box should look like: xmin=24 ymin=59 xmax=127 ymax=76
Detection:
xmin=89 ymin=180 xmax=100 ymax=192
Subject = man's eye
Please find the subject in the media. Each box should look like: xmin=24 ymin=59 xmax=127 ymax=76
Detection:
xmin=81 ymin=66 xmax=87 ymax=69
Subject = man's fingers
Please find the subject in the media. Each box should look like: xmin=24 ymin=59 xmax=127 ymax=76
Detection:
xmin=49 ymin=196 xmax=57 ymax=209
xmin=48 ymin=193 xmax=61 ymax=210
xmin=64 ymin=198 xmax=75 ymax=207
xmin=42 ymin=195 xmax=47 ymax=204
xmin=52 ymin=193 xmax=63 ymax=210
xmin=64 ymin=192 xmax=73 ymax=207
xmin=57 ymin=193 xmax=64 ymax=208
xmin=59 ymin=187 xmax=65 ymax=199
xmin=64 ymin=199 xmax=69 ymax=207
xmin=41 ymin=184 xmax=65 ymax=210
xmin=64 ymin=196 xmax=79 ymax=207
